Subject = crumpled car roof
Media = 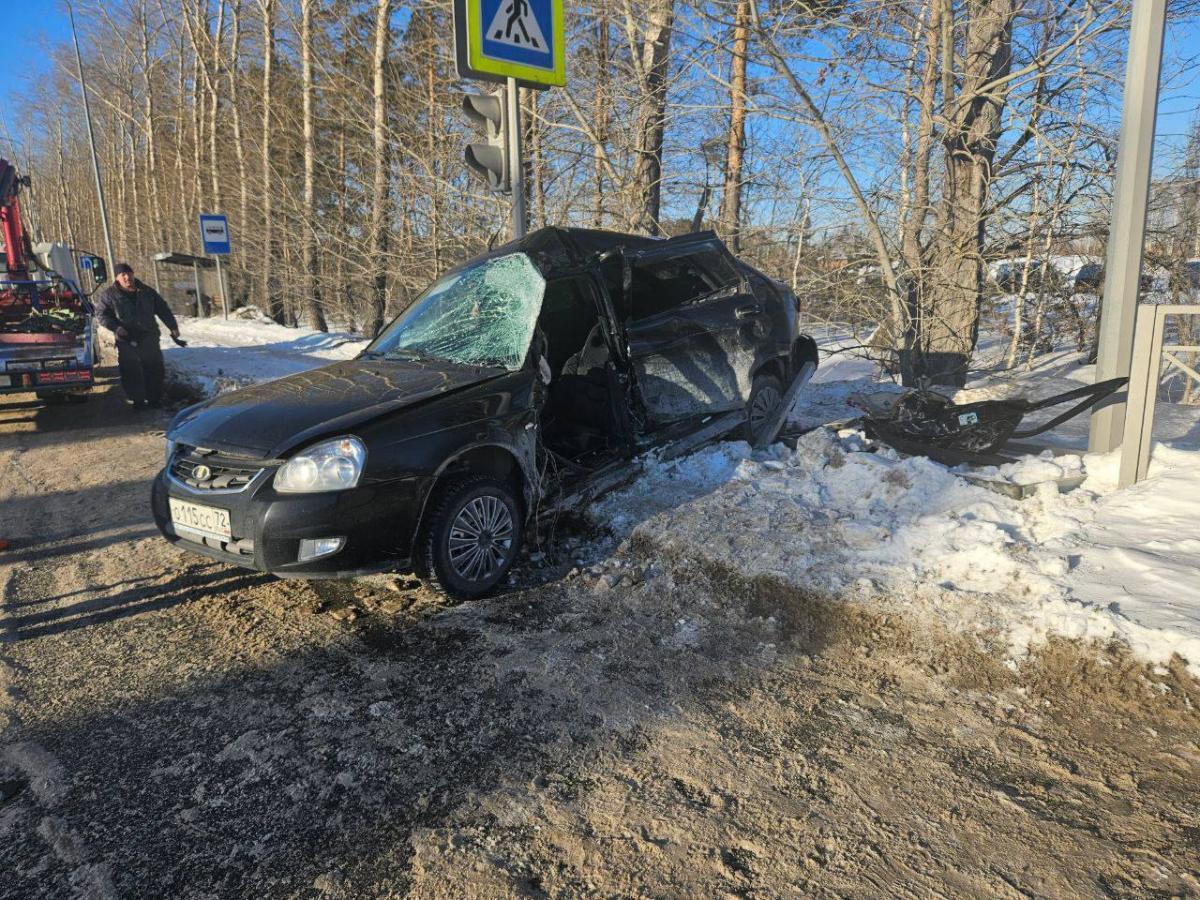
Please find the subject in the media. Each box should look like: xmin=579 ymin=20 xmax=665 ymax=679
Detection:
xmin=470 ymin=227 xmax=667 ymax=279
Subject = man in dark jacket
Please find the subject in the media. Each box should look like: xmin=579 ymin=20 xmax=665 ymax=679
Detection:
xmin=95 ymin=262 xmax=181 ymax=408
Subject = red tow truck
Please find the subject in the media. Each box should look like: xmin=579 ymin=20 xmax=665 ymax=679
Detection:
xmin=0 ymin=158 xmax=101 ymax=403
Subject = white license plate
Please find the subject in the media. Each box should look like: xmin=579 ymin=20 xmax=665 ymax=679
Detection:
xmin=169 ymin=498 xmax=232 ymax=540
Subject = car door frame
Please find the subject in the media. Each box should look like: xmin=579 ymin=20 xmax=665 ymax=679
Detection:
xmin=611 ymin=232 xmax=762 ymax=429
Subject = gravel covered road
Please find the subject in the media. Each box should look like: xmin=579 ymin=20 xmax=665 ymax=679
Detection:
xmin=2 ymin=365 xmax=1199 ymax=898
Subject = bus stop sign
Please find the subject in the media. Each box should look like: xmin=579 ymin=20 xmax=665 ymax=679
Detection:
xmin=198 ymin=214 xmax=232 ymax=256
xmin=454 ymin=0 xmax=564 ymax=88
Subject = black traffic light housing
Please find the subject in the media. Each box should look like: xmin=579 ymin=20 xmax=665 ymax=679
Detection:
xmin=462 ymin=89 xmax=509 ymax=194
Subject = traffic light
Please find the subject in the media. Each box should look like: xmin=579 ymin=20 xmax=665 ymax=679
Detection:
xmin=462 ymin=88 xmax=509 ymax=194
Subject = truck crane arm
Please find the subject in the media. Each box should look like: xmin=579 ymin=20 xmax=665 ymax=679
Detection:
xmin=0 ymin=158 xmax=33 ymax=280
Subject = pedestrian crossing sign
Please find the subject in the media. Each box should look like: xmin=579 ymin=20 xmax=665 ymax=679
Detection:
xmin=455 ymin=0 xmax=565 ymax=88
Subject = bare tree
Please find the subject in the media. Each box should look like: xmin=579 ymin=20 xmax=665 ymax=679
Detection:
xmin=300 ymin=0 xmax=327 ymax=331
xmin=627 ymin=0 xmax=674 ymax=235
xmin=258 ymin=0 xmax=281 ymax=322
xmin=367 ymin=0 xmax=392 ymax=337
xmin=719 ymin=0 xmax=749 ymax=253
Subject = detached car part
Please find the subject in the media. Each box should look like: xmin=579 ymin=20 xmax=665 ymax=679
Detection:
xmin=853 ymin=377 xmax=1127 ymax=466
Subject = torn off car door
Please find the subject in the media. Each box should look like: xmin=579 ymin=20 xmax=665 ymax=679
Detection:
xmin=618 ymin=234 xmax=758 ymax=427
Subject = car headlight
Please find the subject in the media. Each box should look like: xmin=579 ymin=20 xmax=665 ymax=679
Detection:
xmin=274 ymin=436 xmax=366 ymax=493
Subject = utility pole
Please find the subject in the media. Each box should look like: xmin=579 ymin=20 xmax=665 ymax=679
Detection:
xmin=67 ymin=1 xmax=116 ymax=270
xmin=1089 ymin=0 xmax=1167 ymax=453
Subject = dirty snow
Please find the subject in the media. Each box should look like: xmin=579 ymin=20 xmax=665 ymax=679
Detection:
xmin=593 ymin=350 xmax=1200 ymax=677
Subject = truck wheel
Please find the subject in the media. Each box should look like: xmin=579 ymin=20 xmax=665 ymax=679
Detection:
xmin=417 ymin=476 xmax=523 ymax=600
xmin=745 ymin=373 xmax=784 ymax=445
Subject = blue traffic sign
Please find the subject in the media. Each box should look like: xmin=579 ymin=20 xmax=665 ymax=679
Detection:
xmin=198 ymin=213 xmax=232 ymax=256
xmin=456 ymin=0 xmax=564 ymax=88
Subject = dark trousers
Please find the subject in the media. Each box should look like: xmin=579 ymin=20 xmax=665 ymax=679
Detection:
xmin=115 ymin=338 xmax=165 ymax=404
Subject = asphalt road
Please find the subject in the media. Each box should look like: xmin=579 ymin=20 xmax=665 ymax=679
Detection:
xmin=2 ymin=364 xmax=1199 ymax=898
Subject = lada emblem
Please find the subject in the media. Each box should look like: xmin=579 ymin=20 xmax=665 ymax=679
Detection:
xmin=193 ymin=464 xmax=212 ymax=481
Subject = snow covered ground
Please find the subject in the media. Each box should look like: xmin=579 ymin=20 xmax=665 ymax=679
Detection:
xmin=593 ymin=347 xmax=1200 ymax=677
xmin=155 ymin=307 xmax=367 ymax=396
xmin=146 ymin=312 xmax=1200 ymax=678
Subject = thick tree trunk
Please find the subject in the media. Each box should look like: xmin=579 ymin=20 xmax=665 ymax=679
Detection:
xmin=425 ymin=27 xmax=441 ymax=277
xmin=524 ymin=88 xmax=542 ymax=229
xmin=901 ymin=0 xmax=1016 ymax=387
xmin=719 ymin=0 xmax=749 ymax=253
xmin=628 ymin=0 xmax=674 ymax=235
xmin=139 ymin=4 xmax=165 ymax=250
xmin=894 ymin=0 xmax=940 ymax=361
xmin=592 ymin=7 xmax=610 ymax=227
xmin=229 ymin=0 xmax=249 ymax=267
xmin=367 ymin=0 xmax=392 ymax=338
xmin=301 ymin=0 xmax=327 ymax=332
xmin=259 ymin=0 xmax=282 ymax=323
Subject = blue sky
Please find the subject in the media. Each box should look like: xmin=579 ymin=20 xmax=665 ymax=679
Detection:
xmin=0 ymin=2 xmax=73 ymax=146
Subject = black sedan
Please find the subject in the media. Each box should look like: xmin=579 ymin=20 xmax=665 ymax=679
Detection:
xmin=152 ymin=227 xmax=817 ymax=598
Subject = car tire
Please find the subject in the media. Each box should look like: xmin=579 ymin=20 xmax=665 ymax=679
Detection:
xmin=417 ymin=476 xmax=523 ymax=600
xmin=745 ymin=372 xmax=784 ymax=445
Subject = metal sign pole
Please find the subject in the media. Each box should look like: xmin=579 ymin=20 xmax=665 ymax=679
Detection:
xmin=192 ymin=261 xmax=203 ymax=317
xmin=215 ymin=256 xmax=229 ymax=319
xmin=506 ymin=77 xmax=526 ymax=239
xmin=1088 ymin=0 xmax=1167 ymax=453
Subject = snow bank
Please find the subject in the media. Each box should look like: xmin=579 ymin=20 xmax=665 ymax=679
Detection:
xmin=156 ymin=314 xmax=367 ymax=396
xmin=595 ymin=428 xmax=1200 ymax=676
xmin=594 ymin=350 xmax=1200 ymax=677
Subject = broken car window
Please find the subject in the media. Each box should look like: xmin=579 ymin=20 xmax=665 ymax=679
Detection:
xmin=630 ymin=248 xmax=739 ymax=322
xmin=366 ymin=253 xmax=546 ymax=371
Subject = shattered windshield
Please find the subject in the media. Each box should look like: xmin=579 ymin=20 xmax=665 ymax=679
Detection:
xmin=366 ymin=253 xmax=546 ymax=371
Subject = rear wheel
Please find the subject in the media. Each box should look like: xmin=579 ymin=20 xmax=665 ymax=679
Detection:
xmin=745 ymin=372 xmax=784 ymax=445
xmin=417 ymin=476 xmax=523 ymax=600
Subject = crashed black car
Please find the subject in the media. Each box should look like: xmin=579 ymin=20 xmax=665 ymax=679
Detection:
xmin=152 ymin=228 xmax=818 ymax=598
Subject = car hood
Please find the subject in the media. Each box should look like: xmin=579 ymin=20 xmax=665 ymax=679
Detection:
xmin=169 ymin=358 xmax=502 ymax=458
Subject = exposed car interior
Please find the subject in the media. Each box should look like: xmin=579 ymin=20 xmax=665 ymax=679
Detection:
xmin=536 ymin=274 xmax=624 ymax=466
xmin=534 ymin=243 xmax=749 ymax=468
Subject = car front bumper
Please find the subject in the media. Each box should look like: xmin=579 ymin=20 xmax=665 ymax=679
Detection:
xmin=151 ymin=464 xmax=428 ymax=578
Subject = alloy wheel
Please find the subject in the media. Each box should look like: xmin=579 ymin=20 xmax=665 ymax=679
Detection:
xmin=749 ymin=383 xmax=783 ymax=437
xmin=447 ymin=494 xmax=515 ymax=582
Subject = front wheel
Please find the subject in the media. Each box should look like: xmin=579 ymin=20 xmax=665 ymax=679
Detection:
xmin=417 ymin=476 xmax=523 ymax=600
xmin=745 ymin=373 xmax=784 ymax=445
